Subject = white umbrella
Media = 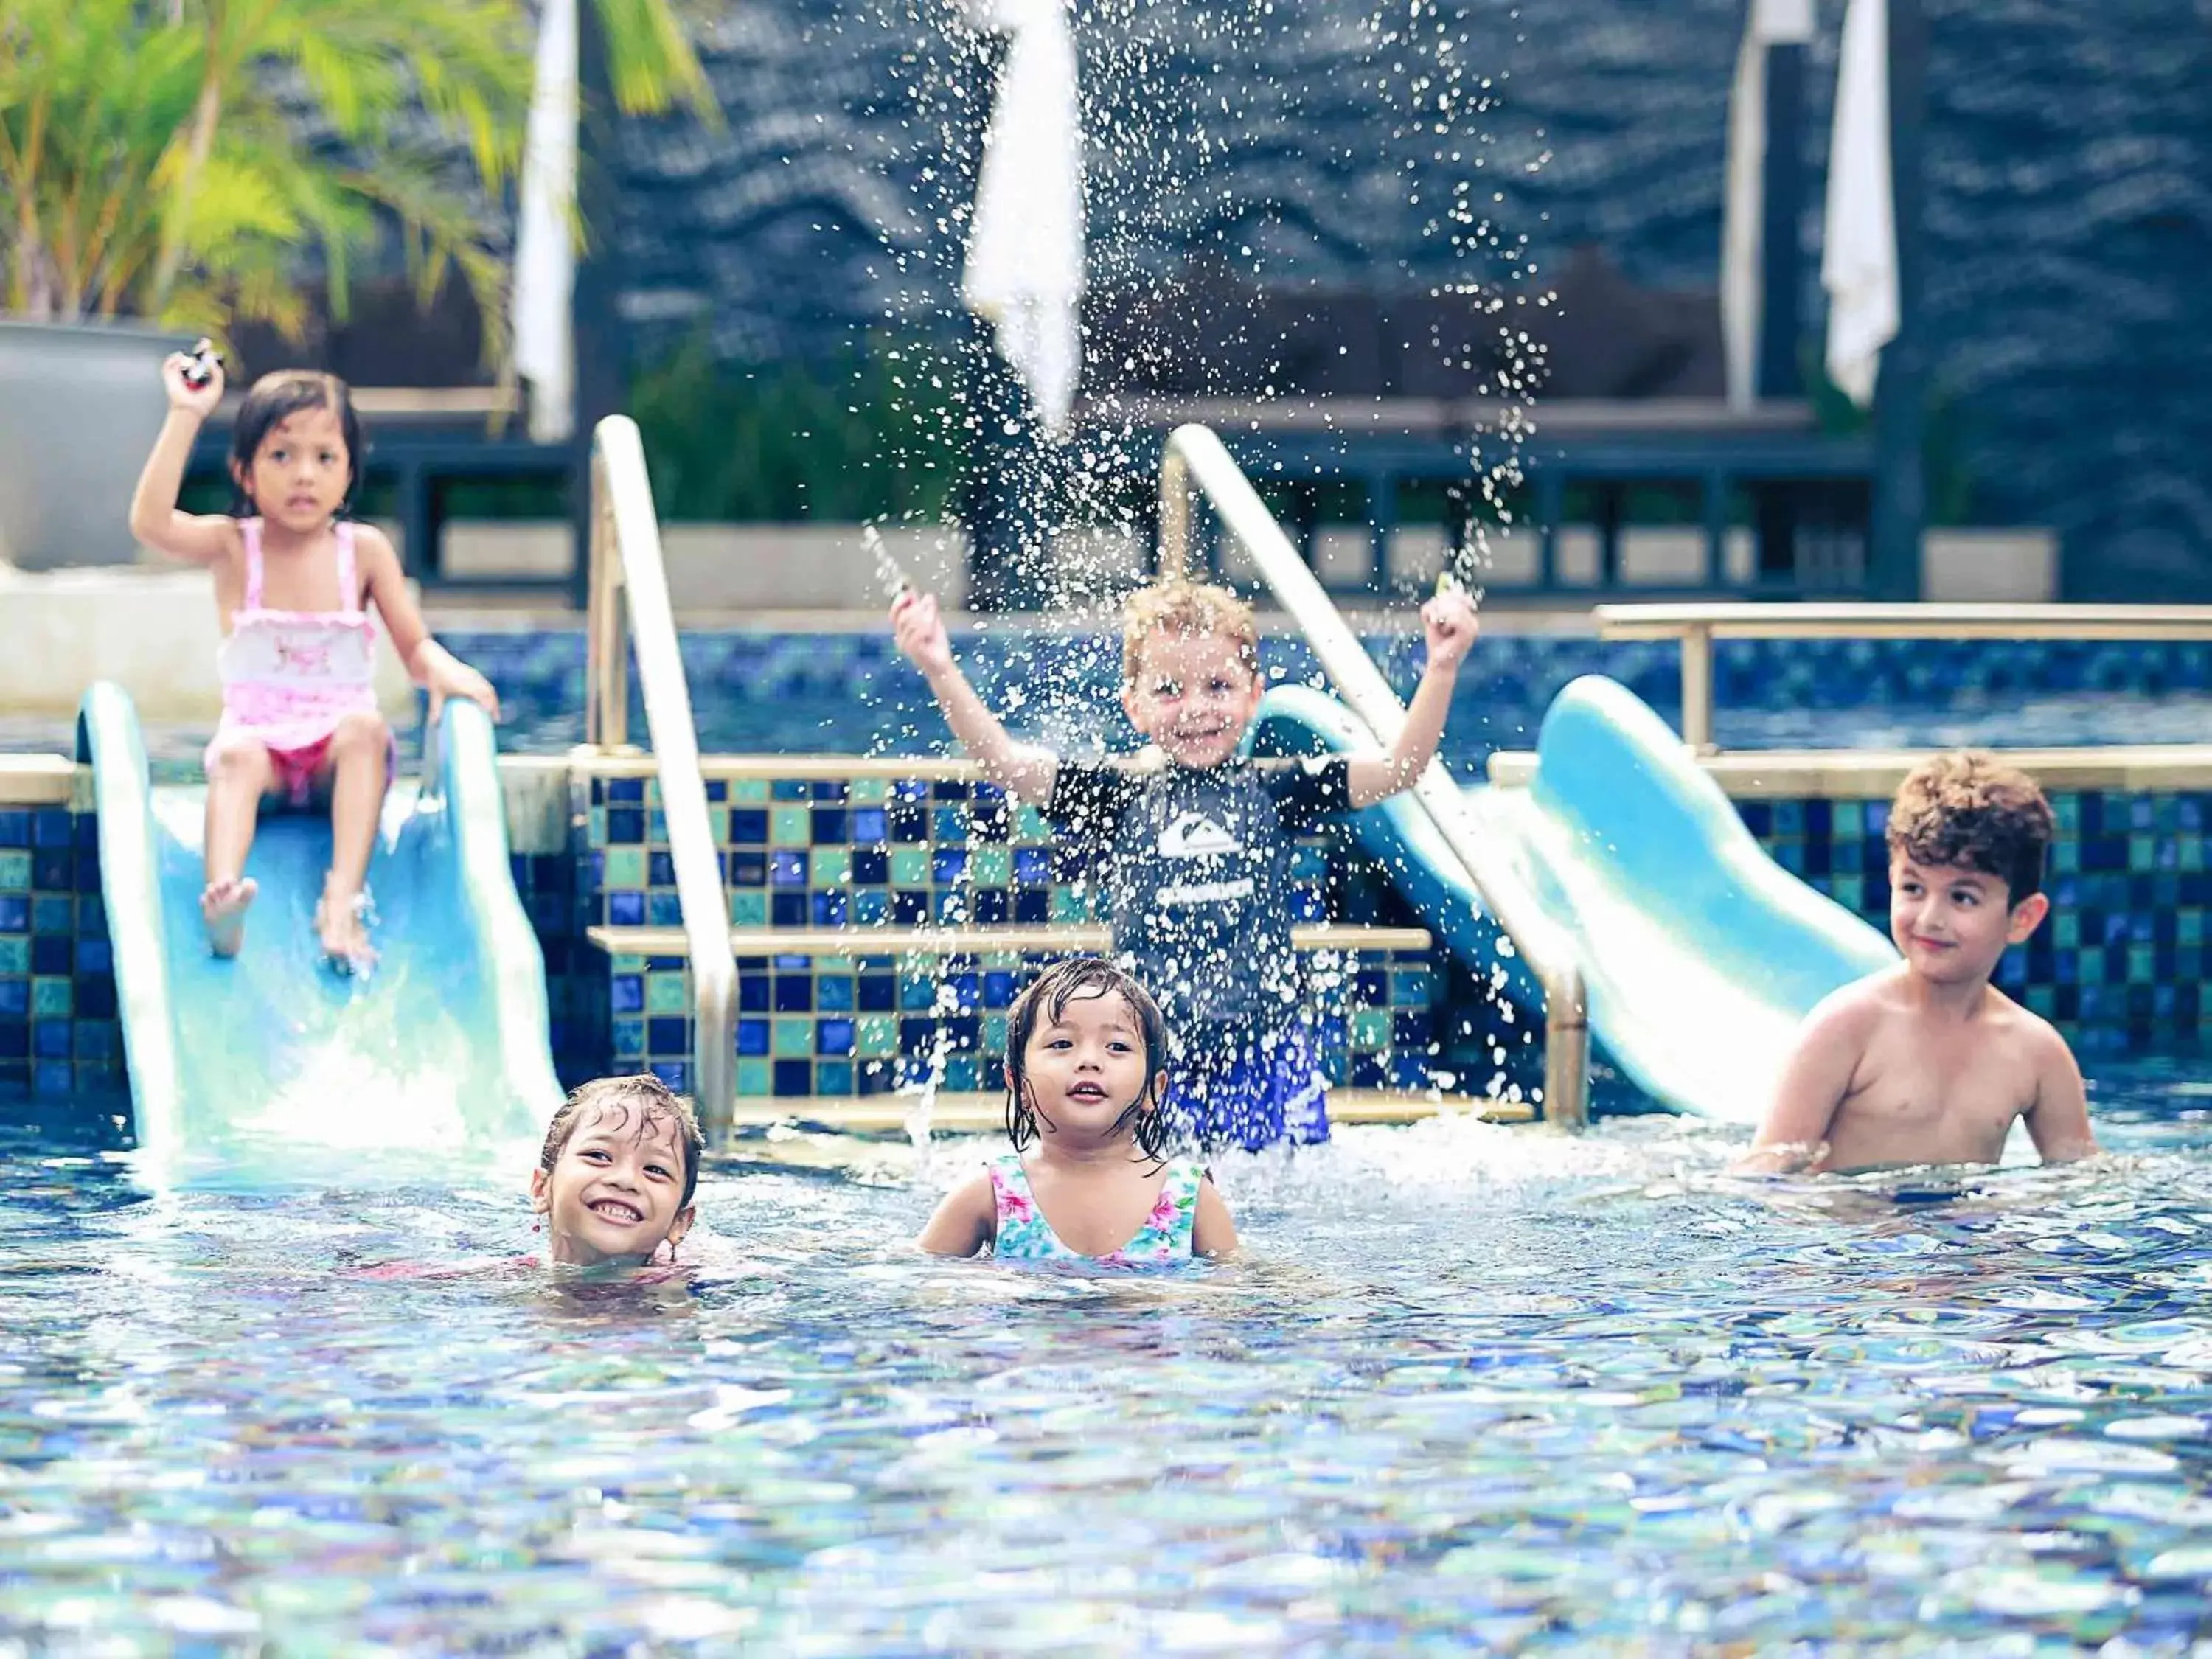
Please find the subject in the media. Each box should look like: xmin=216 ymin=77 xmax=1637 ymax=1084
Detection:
xmin=1822 ymin=0 xmax=1899 ymax=408
xmin=513 ymin=0 xmax=579 ymax=444
xmin=1720 ymin=0 xmax=1815 ymax=410
xmin=961 ymin=0 xmax=1085 ymax=438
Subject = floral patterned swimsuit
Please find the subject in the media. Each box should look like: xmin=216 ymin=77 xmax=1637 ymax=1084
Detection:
xmin=987 ymin=1152 xmax=1204 ymax=1266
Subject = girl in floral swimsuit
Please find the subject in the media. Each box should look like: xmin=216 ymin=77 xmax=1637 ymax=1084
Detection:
xmin=917 ymin=957 xmax=1237 ymax=1265
xmin=128 ymin=353 xmax=500 ymax=970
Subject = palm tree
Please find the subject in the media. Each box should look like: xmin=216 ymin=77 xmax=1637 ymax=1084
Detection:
xmin=0 ymin=0 xmax=712 ymax=361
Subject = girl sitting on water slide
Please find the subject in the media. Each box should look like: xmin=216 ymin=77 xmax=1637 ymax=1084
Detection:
xmin=127 ymin=348 xmax=501 ymax=971
xmin=918 ymin=956 xmax=1238 ymax=1265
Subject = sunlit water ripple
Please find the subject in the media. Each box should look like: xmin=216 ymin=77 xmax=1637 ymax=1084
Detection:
xmin=3 ymin=1064 xmax=2211 ymax=1651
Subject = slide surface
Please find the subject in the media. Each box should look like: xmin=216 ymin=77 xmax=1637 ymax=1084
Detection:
xmin=1254 ymin=675 xmax=1896 ymax=1124
xmin=77 ymin=684 xmax=558 ymax=1180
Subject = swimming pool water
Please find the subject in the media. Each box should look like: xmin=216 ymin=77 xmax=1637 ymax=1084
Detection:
xmin=4 ymin=1065 xmax=2212 ymax=1651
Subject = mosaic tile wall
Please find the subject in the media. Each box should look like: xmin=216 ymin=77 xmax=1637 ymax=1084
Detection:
xmin=0 ymin=805 xmax=118 ymax=1102
xmin=600 ymin=944 xmax=1439 ymax=1101
xmin=582 ymin=773 xmax=1440 ymax=1099
xmin=1745 ymin=791 xmax=2212 ymax=1060
xmin=7 ymin=779 xmax=2208 ymax=1107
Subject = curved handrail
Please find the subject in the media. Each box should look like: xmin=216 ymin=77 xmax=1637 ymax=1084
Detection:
xmin=1157 ymin=423 xmax=1591 ymax=1126
xmin=585 ymin=415 xmax=736 ymax=1133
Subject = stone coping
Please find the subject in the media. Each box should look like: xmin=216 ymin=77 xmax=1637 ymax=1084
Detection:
xmin=588 ymin=922 xmax=1434 ymax=959
xmin=16 ymin=745 xmax=2212 ymax=815
xmin=718 ymin=1089 xmax=1534 ymax=1139
xmin=1486 ymin=745 xmax=2212 ymax=797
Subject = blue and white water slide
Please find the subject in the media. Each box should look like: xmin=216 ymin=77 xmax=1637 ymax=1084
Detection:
xmin=1252 ymin=676 xmax=1896 ymax=1123
xmin=76 ymin=681 xmax=556 ymax=1178
xmin=1164 ymin=422 xmax=1896 ymax=1124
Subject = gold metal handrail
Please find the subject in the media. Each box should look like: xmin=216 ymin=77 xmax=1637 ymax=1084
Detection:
xmin=1597 ymin=602 xmax=2212 ymax=750
xmin=1157 ymin=423 xmax=1592 ymax=1127
xmin=585 ymin=416 xmax=736 ymax=1133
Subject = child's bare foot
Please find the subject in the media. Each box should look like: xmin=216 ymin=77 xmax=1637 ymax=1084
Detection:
xmin=201 ymin=876 xmax=257 ymax=956
xmin=315 ymin=882 xmax=376 ymax=974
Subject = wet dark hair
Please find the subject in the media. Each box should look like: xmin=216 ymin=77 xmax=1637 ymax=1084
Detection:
xmin=1887 ymin=750 xmax=2054 ymax=904
xmin=227 ymin=369 xmax=366 ymax=517
xmin=1004 ymin=956 xmax=1173 ymax=1158
xmin=540 ymin=1074 xmax=706 ymax=1208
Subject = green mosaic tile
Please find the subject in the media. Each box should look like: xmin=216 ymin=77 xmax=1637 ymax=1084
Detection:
xmin=858 ymin=1016 xmax=897 ymax=1057
xmin=737 ymin=1058 xmax=772 ymax=1096
xmin=849 ymin=777 xmax=889 ymax=803
xmin=812 ymin=848 xmax=851 ymax=886
xmin=32 ymin=897 xmax=69 ymax=935
xmin=32 ymin=978 xmax=70 ymax=1018
xmin=1351 ymin=1009 xmax=1391 ymax=1051
xmin=1015 ymin=805 xmax=1051 ymax=842
xmin=602 ymin=846 xmax=647 ymax=890
xmin=0 ymin=937 xmax=25 ymax=974
xmin=2184 ymin=838 xmax=2206 ymax=873
xmin=773 ymin=1017 xmax=813 ymax=1058
xmin=1050 ymin=886 xmax=1088 ymax=922
xmin=2183 ymin=911 xmax=2204 ymax=948
xmin=982 ymin=1013 xmax=1008 ymax=1054
xmin=983 ymin=950 xmax=1020 ymax=970
xmin=771 ymin=806 xmax=810 ymax=846
xmin=970 ymin=846 xmax=1012 ymax=885
xmin=0 ymin=850 xmax=29 ymax=891
xmin=2077 ymin=951 xmax=2104 ymax=986
xmin=818 ymin=955 xmax=855 ymax=975
xmin=731 ymin=779 xmax=771 ymax=803
xmin=2126 ymin=946 xmax=2154 ymax=983
xmin=890 ymin=848 xmax=930 ymax=886
xmin=2131 ymin=835 xmax=2155 ymax=871
xmin=644 ymin=778 xmax=662 ymax=810
xmin=589 ymin=804 xmax=607 ymax=844
xmin=729 ymin=890 xmax=768 ymax=927
xmin=2053 ymin=796 xmax=2081 ymax=832
xmin=2054 ymin=912 xmax=2080 ymax=949
xmin=647 ymin=972 xmax=689 ymax=1016
xmin=611 ymin=953 xmax=647 ymax=973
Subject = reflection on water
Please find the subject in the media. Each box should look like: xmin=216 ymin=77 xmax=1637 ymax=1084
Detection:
xmin=1 ymin=1064 xmax=2209 ymax=1650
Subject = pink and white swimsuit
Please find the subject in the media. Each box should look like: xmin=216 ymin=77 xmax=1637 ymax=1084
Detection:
xmin=207 ymin=518 xmax=387 ymax=806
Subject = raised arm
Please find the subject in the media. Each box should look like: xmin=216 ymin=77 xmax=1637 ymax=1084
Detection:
xmin=916 ymin=1169 xmax=997 ymax=1256
xmin=890 ymin=590 xmax=1060 ymax=806
xmin=2024 ymin=1025 xmax=2098 ymax=1164
xmin=357 ymin=525 xmax=501 ymax=717
xmin=1346 ymin=586 xmax=1478 ymax=807
xmin=1733 ymin=991 xmax=1868 ymax=1174
xmin=127 ymin=353 xmax=238 ymax=566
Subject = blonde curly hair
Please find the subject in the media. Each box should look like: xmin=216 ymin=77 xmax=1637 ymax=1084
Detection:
xmin=1121 ymin=578 xmax=1259 ymax=682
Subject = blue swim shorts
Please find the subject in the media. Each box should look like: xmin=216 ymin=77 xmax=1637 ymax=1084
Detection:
xmin=1162 ymin=1021 xmax=1331 ymax=1151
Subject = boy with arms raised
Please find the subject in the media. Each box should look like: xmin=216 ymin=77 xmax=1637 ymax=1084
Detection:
xmin=892 ymin=577 xmax=1478 ymax=1150
xmin=1739 ymin=751 xmax=2098 ymax=1174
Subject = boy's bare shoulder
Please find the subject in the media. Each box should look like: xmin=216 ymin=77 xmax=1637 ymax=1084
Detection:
xmin=1984 ymin=987 xmax=2076 ymax=1064
xmin=1801 ymin=964 xmax=1912 ymax=1037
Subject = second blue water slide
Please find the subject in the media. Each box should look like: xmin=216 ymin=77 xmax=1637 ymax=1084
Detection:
xmin=1254 ymin=675 xmax=1896 ymax=1124
xmin=77 ymin=684 xmax=560 ymax=1180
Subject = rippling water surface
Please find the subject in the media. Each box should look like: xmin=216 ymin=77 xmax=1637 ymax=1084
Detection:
xmin=4 ymin=1065 xmax=2212 ymax=1652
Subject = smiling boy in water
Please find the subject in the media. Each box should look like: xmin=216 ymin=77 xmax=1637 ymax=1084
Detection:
xmin=1738 ymin=752 xmax=2098 ymax=1175
xmin=892 ymin=577 xmax=1478 ymax=1150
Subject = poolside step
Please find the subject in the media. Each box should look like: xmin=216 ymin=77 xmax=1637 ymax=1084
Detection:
xmin=716 ymin=1088 xmax=1534 ymax=1143
xmin=585 ymin=922 xmax=1434 ymax=959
